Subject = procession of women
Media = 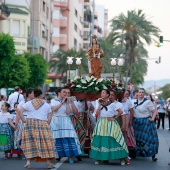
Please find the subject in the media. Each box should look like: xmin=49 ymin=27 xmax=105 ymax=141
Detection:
xmin=0 ymin=35 xmax=168 ymax=169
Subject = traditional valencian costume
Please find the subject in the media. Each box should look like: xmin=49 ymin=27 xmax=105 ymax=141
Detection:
xmin=51 ymin=98 xmax=81 ymax=157
xmin=0 ymin=112 xmax=14 ymax=152
xmin=21 ymin=99 xmax=56 ymax=162
xmin=133 ymin=98 xmax=159 ymax=158
xmin=90 ymin=100 xmax=128 ymax=161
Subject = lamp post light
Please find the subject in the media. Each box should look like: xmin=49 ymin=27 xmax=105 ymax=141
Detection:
xmin=110 ymin=58 xmax=117 ymax=79
xmin=117 ymin=58 xmax=124 ymax=81
xmin=75 ymin=57 xmax=82 ymax=77
xmin=67 ymin=56 xmax=73 ymax=80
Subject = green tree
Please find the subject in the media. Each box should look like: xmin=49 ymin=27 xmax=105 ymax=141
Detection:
xmin=24 ymin=53 xmax=48 ymax=88
xmin=0 ymin=33 xmax=15 ymax=87
xmin=109 ymin=9 xmax=160 ymax=82
xmin=157 ymin=84 xmax=170 ymax=100
xmin=8 ymin=55 xmax=30 ymax=88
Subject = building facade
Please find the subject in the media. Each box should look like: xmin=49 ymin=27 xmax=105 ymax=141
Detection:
xmin=53 ymin=0 xmax=84 ymax=52
xmin=29 ymin=0 xmax=54 ymax=61
xmin=0 ymin=3 xmax=30 ymax=54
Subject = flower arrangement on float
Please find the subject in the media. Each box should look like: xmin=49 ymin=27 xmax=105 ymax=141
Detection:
xmin=71 ymin=76 xmax=124 ymax=97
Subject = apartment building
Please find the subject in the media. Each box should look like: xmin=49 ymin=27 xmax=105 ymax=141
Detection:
xmin=0 ymin=3 xmax=30 ymax=54
xmin=83 ymin=0 xmax=105 ymax=50
xmin=104 ymin=9 xmax=108 ymax=38
xmin=53 ymin=0 xmax=84 ymax=52
xmin=29 ymin=0 xmax=53 ymax=61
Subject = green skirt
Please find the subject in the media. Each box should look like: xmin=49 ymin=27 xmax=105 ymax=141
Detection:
xmin=90 ymin=135 xmax=128 ymax=160
xmin=0 ymin=135 xmax=9 ymax=151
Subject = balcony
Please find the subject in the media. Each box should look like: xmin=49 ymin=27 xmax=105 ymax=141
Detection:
xmin=54 ymin=0 xmax=68 ymax=10
xmin=0 ymin=2 xmax=10 ymax=20
xmin=83 ymin=21 xmax=90 ymax=28
xmin=59 ymin=34 xmax=67 ymax=44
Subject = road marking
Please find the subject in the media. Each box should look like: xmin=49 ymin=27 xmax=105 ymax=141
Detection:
xmin=51 ymin=157 xmax=68 ymax=170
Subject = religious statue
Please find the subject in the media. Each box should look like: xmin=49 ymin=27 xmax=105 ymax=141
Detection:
xmin=86 ymin=35 xmax=104 ymax=79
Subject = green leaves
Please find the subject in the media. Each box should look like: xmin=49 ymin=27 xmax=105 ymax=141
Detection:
xmin=0 ymin=33 xmax=47 ymax=89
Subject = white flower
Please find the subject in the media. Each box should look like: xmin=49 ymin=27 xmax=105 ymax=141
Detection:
xmin=97 ymin=78 xmax=104 ymax=83
xmin=88 ymin=82 xmax=94 ymax=86
xmin=95 ymin=87 xmax=99 ymax=91
xmin=76 ymin=85 xmax=81 ymax=88
xmin=103 ymin=85 xmax=107 ymax=89
xmin=71 ymin=84 xmax=75 ymax=87
xmin=82 ymin=87 xmax=87 ymax=89
xmin=90 ymin=76 xmax=97 ymax=81
xmin=81 ymin=79 xmax=86 ymax=84
xmin=86 ymin=76 xmax=91 ymax=82
xmin=74 ymin=76 xmax=80 ymax=80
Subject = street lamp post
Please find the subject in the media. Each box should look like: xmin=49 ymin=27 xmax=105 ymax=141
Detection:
xmin=117 ymin=58 xmax=124 ymax=81
xmin=110 ymin=58 xmax=116 ymax=79
xmin=67 ymin=56 xmax=73 ymax=80
xmin=75 ymin=57 xmax=82 ymax=77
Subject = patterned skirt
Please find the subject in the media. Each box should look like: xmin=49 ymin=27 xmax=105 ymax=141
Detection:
xmin=125 ymin=114 xmax=136 ymax=148
xmin=133 ymin=117 xmax=159 ymax=157
xmin=0 ymin=123 xmax=14 ymax=151
xmin=70 ymin=115 xmax=86 ymax=150
xmin=21 ymin=118 xmax=56 ymax=161
xmin=90 ymin=118 xmax=128 ymax=160
xmin=14 ymin=116 xmax=27 ymax=150
xmin=51 ymin=116 xmax=81 ymax=157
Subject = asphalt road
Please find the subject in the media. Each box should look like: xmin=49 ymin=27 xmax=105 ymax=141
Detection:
xmin=0 ymin=118 xmax=170 ymax=170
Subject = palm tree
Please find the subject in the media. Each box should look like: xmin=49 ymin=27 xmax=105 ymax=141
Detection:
xmin=109 ymin=9 xmax=160 ymax=78
xmin=49 ymin=49 xmax=88 ymax=83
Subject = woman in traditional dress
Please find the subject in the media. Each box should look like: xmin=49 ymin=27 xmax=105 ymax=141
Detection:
xmin=50 ymin=87 xmax=81 ymax=164
xmin=121 ymin=91 xmax=136 ymax=164
xmin=65 ymin=88 xmax=86 ymax=162
xmin=90 ymin=89 xmax=128 ymax=165
xmin=0 ymin=102 xmax=17 ymax=159
xmin=133 ymin=88 xmax=159 ymax=161
xmin=14 ymin=88 xmax=34 ymax=159
xmin=19 ymin=88 xmax=56 ymax=169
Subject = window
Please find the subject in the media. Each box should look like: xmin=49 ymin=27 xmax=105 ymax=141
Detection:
xmin=74 ymin=23 xmax=77 ymax=32
xmin=53 ymin=10 xmax=60 ymax=19
xmin=46 ymin=7 xmax=49 ymax=19
xmin=28 ymin=26 xmax=30 ymax=36
xmin=42 ymin=24 xmax=45 ymax=38
xmin=13 ymin=20 xmax=20 ymax=37
xmin=51 ymin=12 xmax=53 ymax=22
xmin=46 ymin=29 xmax=48 ymax=41
xmin=50 ymin=33 xmax=52 ymax=43
xmin=75 ymin=9 xmax=77 ymax=17
xmin=74 ymin=38 xmax=77 ymax=49
xmin=53 ymin=27 xmax=59 ymax=37
xmin=22 ymin=21 xmax=25 ymax=37
xmin=46 ymin=51 xmax=48 ymax=60
xmin=43 ymin=1 xmax=45 ymax=12
xmin=6 ymin=20 xmax=10 ymax=34
xmin=53 ymin=45 xmax=59 ymax=53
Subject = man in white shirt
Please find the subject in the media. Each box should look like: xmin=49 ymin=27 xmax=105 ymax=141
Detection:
xmin=7 ymin=86 xmax=24 ymax=111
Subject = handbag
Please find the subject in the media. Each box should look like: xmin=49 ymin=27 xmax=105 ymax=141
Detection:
xmin=155 ymin=115 xmax=159 ymax=120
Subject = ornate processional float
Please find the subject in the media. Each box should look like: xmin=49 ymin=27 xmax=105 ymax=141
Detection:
xmin=67 ymin=35 xmax=124 ymax=101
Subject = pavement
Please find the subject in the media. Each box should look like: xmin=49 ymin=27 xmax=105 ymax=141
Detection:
xmin=0 ymin=118 xmax=170 ymax=170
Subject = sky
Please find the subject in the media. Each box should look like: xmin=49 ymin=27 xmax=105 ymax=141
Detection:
xmin=95 ymin=0 xmax=170 ymax=81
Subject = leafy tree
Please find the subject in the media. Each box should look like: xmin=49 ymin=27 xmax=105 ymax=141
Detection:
xmin=109 ymin=9 xmax=160 ymax=79
xmin=8 ymin=55 xmax=30 ymax=88
xmin=24 ymin=53 xmax=48 ymax=88
xmin=157 ymin=84 xmax=170 ymax=100
xmin=0 ymin=33 xmax=15 ymax=87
